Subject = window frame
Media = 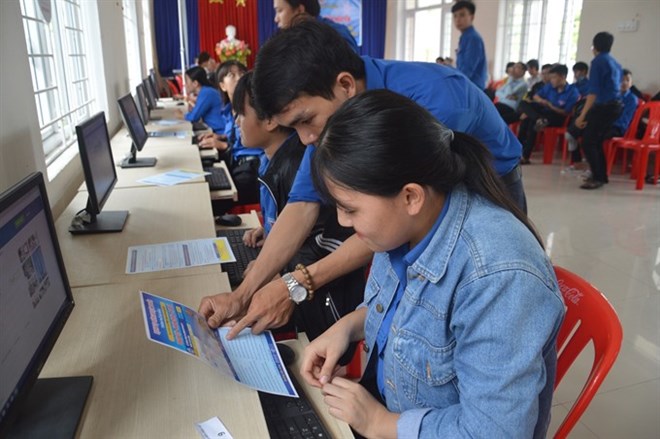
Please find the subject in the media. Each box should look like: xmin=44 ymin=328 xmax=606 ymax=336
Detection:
xmin=20 ymin=0 xmax=97 ymax=165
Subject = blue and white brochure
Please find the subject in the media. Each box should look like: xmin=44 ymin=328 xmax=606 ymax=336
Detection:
xmin=139 ymin=290 xmax=298 ymax=397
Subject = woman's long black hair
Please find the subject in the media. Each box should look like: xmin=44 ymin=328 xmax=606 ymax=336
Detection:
xmin=215 ymin=60 xmax=248 ymax=104
xmin=185 ymin=66 xmax=212 ymax=88
xmin=312 ymin=89 xmax=544 ymax=248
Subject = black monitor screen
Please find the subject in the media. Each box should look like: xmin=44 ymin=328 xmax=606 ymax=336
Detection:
xmin=148 ymin=69 xmax=159 ymax=100
xmin=117 ymin=93 xmax=148 ymax=152
xmin=136 ymin=84 xmax=149 ymax=126
xmin=76 ymin=112 xmax=117 ymax=216
xmin=0 ymin=173 xmax=75 ymax=432
xmin=143 ymin=77 xmax=157 ymax=111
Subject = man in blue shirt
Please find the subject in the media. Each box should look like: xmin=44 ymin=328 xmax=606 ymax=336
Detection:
xmin=518 ymin=64 xmax=579 ymax=163
xmin=572 ymin=61 xmax=590 ymax=97
xmin=198 ymin=19 xmax=528 ymax=344
xmin=610 ymin=69 xmax=638 ymax=137
xmin=495 ymin=61 xmax=528 ymax=124
xmin=452 ymin=1 xmax=488 ymax=90
xmin=575 ymin=32 xmax=623 ymax=189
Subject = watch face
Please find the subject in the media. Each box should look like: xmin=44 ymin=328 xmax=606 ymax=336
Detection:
xmin=290 ymin=285 xmax=308 ymax=303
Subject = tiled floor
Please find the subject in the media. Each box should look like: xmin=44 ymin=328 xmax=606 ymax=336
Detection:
xmin=521 ymin=160 xmax=659 ymax=438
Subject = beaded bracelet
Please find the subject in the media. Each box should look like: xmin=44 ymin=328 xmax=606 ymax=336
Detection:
xmin=294 ymin=263 xmax=315 ymax=301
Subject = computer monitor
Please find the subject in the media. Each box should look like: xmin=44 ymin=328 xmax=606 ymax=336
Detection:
xmin=0 ymin=172 xmax=92 ymax=438
xmin=143 ymin=77 xmax=162 ymax=111
xmin=69 ymin=112 xmax=128 ymax=235
xmin=135 ymin=83 xmax=150 ymax=126
xmin=148 ymin=69 xmax=159 ymax=100
xmin=117 ymin=93 xmax=157 ymax=168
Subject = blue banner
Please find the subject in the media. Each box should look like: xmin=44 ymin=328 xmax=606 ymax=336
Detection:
xmin=320 ymin=0 xmax=362 ymax=46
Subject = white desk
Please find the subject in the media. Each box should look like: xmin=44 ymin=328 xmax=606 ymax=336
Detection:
xmin=39 ymin=274 xmax=270 ymax=438
xmin=56 ymin=184 xmax=219 ymax=287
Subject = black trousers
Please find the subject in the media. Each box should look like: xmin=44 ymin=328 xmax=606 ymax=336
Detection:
xmin=582 ymin=102 xmax=623 ymax=183
xmin=518 ymin=101 xmax=566 ymax=159
xmin=495 ymin=102 xmax=520 ymax=125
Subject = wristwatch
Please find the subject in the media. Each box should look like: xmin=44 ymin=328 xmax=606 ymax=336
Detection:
xmin=282 ymin=272 xmax=309 ymax=304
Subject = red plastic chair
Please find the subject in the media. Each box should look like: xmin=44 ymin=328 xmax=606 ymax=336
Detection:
xmin=537 ymin=116 xmax=570 ymax=164
xmin=605 ymin=101 xmax=649 ymax=175
xmin=606 ymin=102 xmax=660 ymax=190
xmin=552 ymin=266 xmax=623 ymax=439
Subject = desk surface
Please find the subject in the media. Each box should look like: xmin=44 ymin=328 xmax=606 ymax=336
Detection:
xmin=56 ymin=184 xmax=219 ymax=288
xmin=40 ymin=274 xmax=353 ymax=438
xmin=40 ymin=274 xmax=270 ymax=438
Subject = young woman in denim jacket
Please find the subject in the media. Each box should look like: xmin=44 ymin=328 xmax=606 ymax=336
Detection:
xmin=301 ymin=90 xmax=565 ymax=439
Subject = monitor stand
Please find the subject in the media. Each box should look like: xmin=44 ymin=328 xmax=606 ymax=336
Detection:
xmin=69 ymin=210 xmax=128 ymax=235
xmin=119 ymin=156 xmax=157 ymax=168
xmin=7 ymin=376 xmax=93 ymax=439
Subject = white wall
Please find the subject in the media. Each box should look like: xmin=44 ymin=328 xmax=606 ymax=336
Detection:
xmin=0 ymin=1 xmax=44 ymax=194
xmin=577 ymin=0 xmax=660 ymax=94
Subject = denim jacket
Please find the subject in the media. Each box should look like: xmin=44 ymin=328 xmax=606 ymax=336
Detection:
xmin=361 ymin=185 xmax=565 ymax=438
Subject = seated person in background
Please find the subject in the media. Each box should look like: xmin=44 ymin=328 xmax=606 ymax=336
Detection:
xmin=525 ymin=63 xmax=552 ymax=101
xmin=177 ymin=66 xmax=226 ymax=134
xmin=230 ymin=72 xmax=366 ymax=352
xmin=233 ymin=72 xmax=305 ymax=245
xmin=443 ymin=56 xmax=454 ymax=67
xmin=301 ymin=90 xmax=564 ymax=439
xmin=572 ymin=61 xmax=590 ymax=97
xmin=198 ymin=19 xmax=528 ymax=348
xmin=197 ymin=51 xmax=218 ymax=83
xmin=526 ymin=59 xmax=542 ymax=90
xmin=495 ymin=61 xmax=528 ymax=124
xmin=435 ymin=56 xmax=445 ymax=65
xmin=519 ymin=64 xmax=579 ymax=164
xmin=273 ymin=0 xmax=358 ymax=52
xmin=486 ymin=62 xmax=514 ymax=101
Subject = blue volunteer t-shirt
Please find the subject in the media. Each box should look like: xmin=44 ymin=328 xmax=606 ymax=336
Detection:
xmin=537 ymin=82 xmax=580 ymax=113
xmin=588 ymin=52 xmax=622 ymax=104
xmin=185 ymin=86 xmax=226 ymax=133
xmin=456 ymin=26 xmax=488 ymax=90
xmin=288 ymin=57 xmax=523 ymax=203
xmin=613 ymin=89 xmax=638 ymax=133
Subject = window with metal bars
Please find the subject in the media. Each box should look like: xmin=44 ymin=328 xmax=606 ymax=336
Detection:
xmin=496 ymin=0 xmax=583 ymax=79
xmin=19 ymin=0 xmax=96 ymax=164
xmin=400 ymin=0 xmax=455 ymax=63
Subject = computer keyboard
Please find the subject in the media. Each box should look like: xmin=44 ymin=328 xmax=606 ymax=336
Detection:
xmin=258 ymin=368 xmax=332 ymax=439
xmin=205 ymin=167 xmax=231 ymax=190
xmin=216 ymin=228 xmax=260 ymax=287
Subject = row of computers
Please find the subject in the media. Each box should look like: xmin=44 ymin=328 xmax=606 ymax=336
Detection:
xmin=0 ymin=74 xmax=214 ymax=437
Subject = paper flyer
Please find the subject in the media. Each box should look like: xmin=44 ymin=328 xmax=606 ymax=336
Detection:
xmin=138 ymin=169 xmax=210 ymax=187
xmin=139 ymin=291 xmax=298 ymax=397
xmin=126 ymin=238 xmax=235 ymax=274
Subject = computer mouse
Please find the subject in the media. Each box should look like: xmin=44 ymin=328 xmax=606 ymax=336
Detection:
xmin=215 ymin=214 xmax=242 ymax=227
xmin=277 ymin=343 xmax=296 ymax=366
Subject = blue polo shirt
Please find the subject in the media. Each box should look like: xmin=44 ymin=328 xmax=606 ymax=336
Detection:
xmin=185 ymin=86 xmax=225 ymax=133
xmin=288 ymin=56 xmax=523 ymax=203
xmin=376 ymin=192 xmax=451 ymax=398
xmin=613 ymin=89 xmax=638 ymax=133
xmin=536 ymin=82 xmax=580 ymax=113
xmin=456 ymin=26 xmax=488 ymax=90
xmin=319 ymin=16 xmax=358 ymax=53
xmin=588 ymin=52 xmax=622 ymax=104
xmin=574 ymin=77 xmax=590 ymax=97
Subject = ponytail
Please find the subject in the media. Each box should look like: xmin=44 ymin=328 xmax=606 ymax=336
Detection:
xmin=449 ymin=132 xmax=544 ymax=248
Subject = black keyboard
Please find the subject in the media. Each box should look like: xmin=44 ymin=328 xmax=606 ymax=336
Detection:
xmin=216 ymin=228 xmax=260 ymax=287
xmin=205 ymin=167 xmax=231 ymax=190
xmin=258 ymin=369 xmax=332 ymax=439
